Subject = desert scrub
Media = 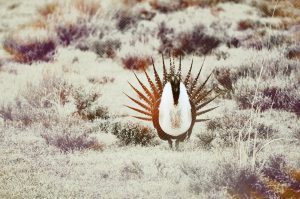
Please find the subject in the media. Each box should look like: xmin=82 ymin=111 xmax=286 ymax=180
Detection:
xmin=150 ymin=0 xmax=242 ymax=12
xmin=115 ymin=10 xmax=138 ymax=31
xmin=3 ymin=27 xmax=56 ymax=64
xmin=235 ymin=32 xmax=291 ymax=51
xmin=73 ymin=0 xmax=101 ymax=17
xmin=46 ymin=0 xmax=99 ymax=46
xmin=102 ymin=122 xmax=157 ymax=146
xmin=201 ymin=110 xmax=277 ymax=147
xmin=0 ymin=73 xmax=72 ymax=126
xmin=91 ymin=39 xmax=121 ymax=58
xmin=150 ymin=0 xmax=187 ymax=13
xmin=181 ymin=154 xmax=299 ymax=198
xmin=73 ymin=88 xmax=109 ymax=120
xmin=180 ymin=158 xmax=242 ymax=196
xmin=235 ymin=77 xmax=300 ymax=116
xmin=42 ymin=120 xmax=103 ymax=152
xmin=259 ymin=155 xmax=300 ymax=198
xmin=230 ymin=58 xmax=298 ymax=82
xmin=121 ymin=55 xmax=151 ymax=71
xmin=121 ymin=161 xmax=144 ymax=179
xmin=6 ymin=0 xmax=101 ymax=59
xmin=255 ymin=0 xmax=300 ymax=19
xmin=0 ymin=71 xmax=108 ymax=126
xmin=286 ymin=45 xmax=300 ymax=60
xmin=158 ymin=24 xmax=220 ymax=55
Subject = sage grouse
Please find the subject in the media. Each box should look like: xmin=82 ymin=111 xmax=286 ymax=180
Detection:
xmin=125 ymin=55 xmax=219 ymax=149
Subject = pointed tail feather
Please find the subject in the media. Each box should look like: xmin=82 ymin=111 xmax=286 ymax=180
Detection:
xmin=177 ymin=55 xmax=182 ymax=80
xmin=151 ymin=57 xmax=163 ymax=94
xmin=192 ymin=71 xmax=213 ymax=99
xmin=196 ymin=94 xmax=220 ymax=111
xmin=196 ymin=106 xmax=218 ymax=116
xmin=144 ymin=71 xmax=159 ymax=98
xmin=193 ymin=88 xmax=214 ymax=105
xmin=123 ymin=92 xmax=151 ymax=111
xmin=128 ymin=82 xmax=152 ymax=106
xmin=132 ymin=116 xmax=152 ymax=121
xmin=184 ymin=58 xmax=193 ymax=87
xmin=189 ymin=56 xmax=206 ymax=95
xmin=125 ymin=105 xmax=152 ymax=116
xmin=195 ymin=119 xmax=210 ymax=123
xmin=162 ymin=53 xmax=167 ymax=85
xmin=133 ymin=73 xmax=155 ymax=103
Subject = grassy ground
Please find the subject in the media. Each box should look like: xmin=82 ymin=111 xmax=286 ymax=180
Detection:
xmin=0 ymin=0 xmax=300 ymax=198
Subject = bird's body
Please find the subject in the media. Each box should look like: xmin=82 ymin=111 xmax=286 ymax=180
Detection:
xmin=125 ymin=55 xmax=219 ymax=149
xmin=159 ymin=82 xmax=192 ymax=137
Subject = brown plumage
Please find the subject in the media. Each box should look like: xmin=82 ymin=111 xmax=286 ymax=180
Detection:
xmin=124 ymin=55 xmax=219 ymax=149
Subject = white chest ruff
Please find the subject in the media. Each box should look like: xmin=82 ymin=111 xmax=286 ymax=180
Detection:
xmin=158 ymin=82 xmax=192 ymax=136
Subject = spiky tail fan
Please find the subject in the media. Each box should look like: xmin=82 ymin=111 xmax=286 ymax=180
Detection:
xmin=124 ymin=55 xmax=219 ymax=137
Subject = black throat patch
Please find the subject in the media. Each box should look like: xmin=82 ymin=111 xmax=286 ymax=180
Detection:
xmin=170 ymin=76 xmax=180 ymax=105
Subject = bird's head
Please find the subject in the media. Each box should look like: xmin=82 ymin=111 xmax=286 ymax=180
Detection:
xmin=166 ymin=74 xmax=181 ymax=105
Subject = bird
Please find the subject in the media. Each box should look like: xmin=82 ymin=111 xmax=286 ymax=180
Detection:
xmin=124 ymin=54 xmax=219 ymax=149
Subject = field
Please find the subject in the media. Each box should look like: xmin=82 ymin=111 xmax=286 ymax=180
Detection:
xmin=0 ymin=0 xmax=300 ymax=198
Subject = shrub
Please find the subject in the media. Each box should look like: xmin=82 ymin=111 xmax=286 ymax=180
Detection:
xmin=37 ymin=1 xmax=99 ymax=47
xmin=150 ymin=0 xmax=186 ymax=13
xmin=74 ymin=0 xmax=101 ymax=17
xmin=0 ymin=98 xmax=55 ymax=127
xmin=256 ymin=1 xmax=300 ymax=18
xmin=196 ymin=132 xmax=215 ymax=149
xmin=157 ymin=22 xmax=175 ymax=54
xmin=121 ymin=55 xmax=151 ymax=70
xmin=181 ymin=154 xmax=299 ymax=198
xmin=237 ymin=19 xmax=256 ymax=31
xmin=105 ymin=122 xmax=157 ymax=146
xmin=121 ymin=161 xmax=144 ymax=179
xmin=234 ymin=77 xmax=300 ymax=116
xmin=115 ymin=10 xmax=137 ymax=31
xmin=38 ymin=2 xmax=59 ymax=17
xmin=150 ymin=0 xmax=242 ymax=12
xmin=177 ymin=25 xmax=220 ymax=55
xmin=228 ymin=168 xmax=277 ymax=198
xmin=3 ymin=28 xmax=56 ymax=64
xmin=73 ymin=89 xmax=109 ymax=120
xmin=0 ymin=72 xmax=108 ymax=126
xmin=91 ymin=39 xmax=121 ymax=58
xmin=286 ymin=45 xmax=300 ymax=60
xmin=260 ymin=155 xmax=300 ymax=198
xmin=42 ymin=121 xmax=103 ymax=152
xmin=203 ymin=110 xmax=276 ymax=147
xmin=55 ymin=20 xmax=89 ymax=46
xmin=263 ymin=34 xmax=290 ymax=50
xmin=158 ymin=24 xmax=220 ymax=55
xmin=88 ymin=76 xmax=115 ymax=84
xmin=231 ymin=58 xmax=297 ymax=82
